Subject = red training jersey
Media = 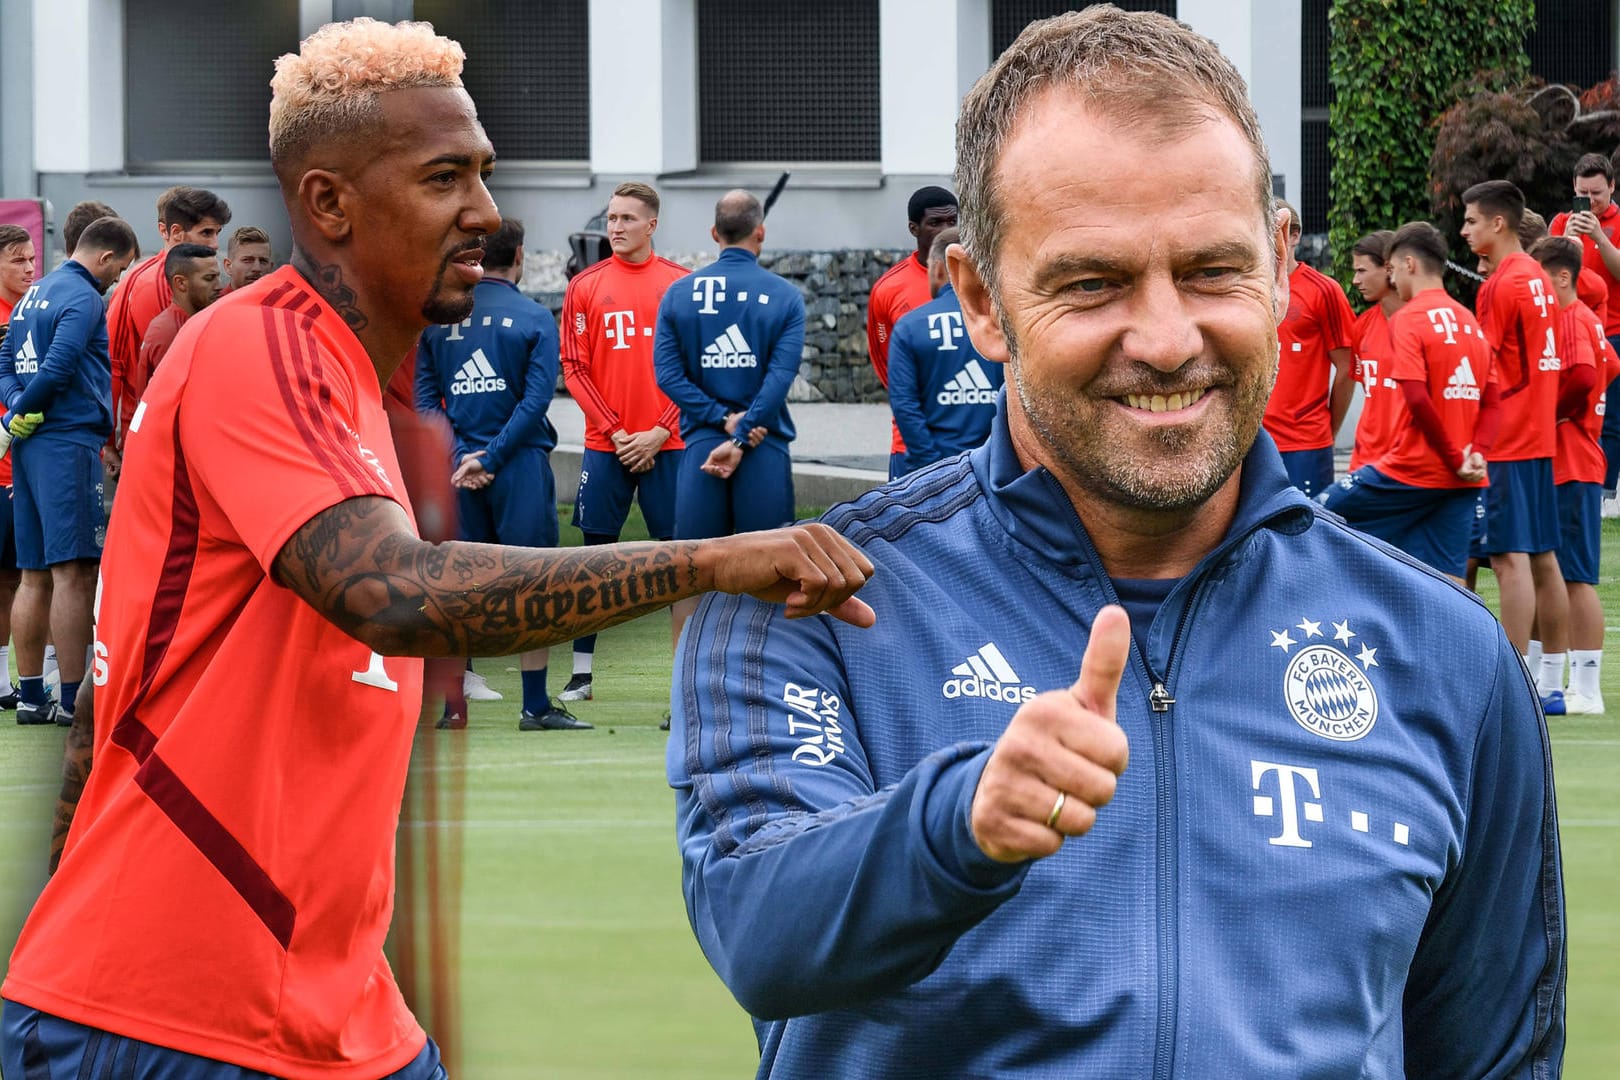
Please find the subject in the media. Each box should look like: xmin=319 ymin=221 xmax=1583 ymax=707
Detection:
xmin=1576 ymin=267 xmax=1610 ymax=329
xmin=3 ymin=267 xmax=428 ymax=1079
xmin=0 ymin=294 xmax=13 ymax=485
xmin=107 ymin=252 xmax=174 ymax=447
xmin=1264 ymin=262 xmax=1355 ymax=451
xmin=1555 ymin=298 xmax=1613 ymax=485
xmin=560 ymin=252 xmax=688 ymax=453
xmin=868 ymin=252 xmax=932 ymax=455
xmin=1475 ymin=251 xmax=1562 ymax=461
xmin=1550 ymin=203 xmax=1620 ymax=336
xmin=1348 ymin=303 xmax=1402 ymax=471
xmin=119 ymin=303 xmax=188 ymax=447
xmin=1375 ymin=289 xmax=1493 ymax=489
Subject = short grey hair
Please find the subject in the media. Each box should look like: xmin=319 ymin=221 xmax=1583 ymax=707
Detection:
xmin=955 ymin=6 xmax=1274 ymax=298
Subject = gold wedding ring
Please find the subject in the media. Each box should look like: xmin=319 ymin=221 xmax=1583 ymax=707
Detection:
xmin=1045 ymin=790 xmax=1067 ymax=831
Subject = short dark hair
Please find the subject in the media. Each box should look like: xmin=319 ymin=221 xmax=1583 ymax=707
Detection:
xmin=907 ymin=185 xmax=957 ymax=224
xmin=228 ymin=226 xmax=272 ymax=254
xmin=1531 ymin=235 xmax=1584 ymax=280
xmin=1350 ymin=229 xmax=1394 ymax=263
xmin=1461 ymin=180 xmax=1525 ymax=232
xmin=929 ymin=226 xmax=960 ymax=266
xmin=1276 ymin=198 xmax=1302 ymax=238
xmin=612 ymin=181 xmax=659 ymax=215
xmin=714 ymin=192 xmax=763 ymax=244
xmin=1575 ymin=152 xmax=1614 ymax=183
xmin=482 ymin=218 xmax=524 ymax=270
xmin=0 ymin=224 xmax=29 ymax=256
xmin=64 ymin=200 xmax=118 ymax=255
xmin=1517 ymin=208 xmax=1548 ymax=250
xmin=76 ymin=217 xmax=140 ymax=260
xmin=1388 ymin=221 xmax=1447 ymax=274
xmin=162 ymin=187 xmax=232 ymax=231
xmin=165 ymin=242 xmax=217 ymax=281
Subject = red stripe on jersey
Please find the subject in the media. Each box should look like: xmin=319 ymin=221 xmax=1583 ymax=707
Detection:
xmin=261 ymin=307 xmax=371 ymax=498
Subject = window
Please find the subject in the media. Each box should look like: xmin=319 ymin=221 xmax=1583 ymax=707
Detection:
xmin=1300 ymin=0 xmax=1330 ymax=234
xmin=1528 ymin=0 xmax=1614 ymax=90
xmin=697 ymin=0 xmax=879 ymax=164
xmin=991 ymin=0 xmax=1176 ymax=58
xmin=413 ymin=0 xmax=590 ymax=162
xmin=124 ymin=0 xmax=300 ymax=165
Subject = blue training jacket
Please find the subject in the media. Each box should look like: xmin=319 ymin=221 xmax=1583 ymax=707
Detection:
xmin=415 ymin=277 xmax=559 ymax=470
xmin=653 ymin=247 xmax=804 ymax=451
xmin=670 ymin=402 xmax=1565 ymax=1079
xmin=886 ymin=284 xmax=1004 ymax=474
xmin=0 ymin=261 xmax=112 ymax=447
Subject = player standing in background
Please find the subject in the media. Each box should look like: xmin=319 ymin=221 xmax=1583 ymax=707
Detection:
xmin=417 ymin=217 xmax=586 ymax=732
xmin=0 ymin=216 xmax=138 ymax=728
xmin=1263 ymin=199 xmax=1356 ymax=498
xmin=1463 ymin=179 xmax=1571 ymax=713
xmin=106 ymin=187 xmax=231 ymax=481
xmin=868 ymin=187 xmax=958 ymax=479
xmin=655 ymin=189 xmax=806 ymax=649
xmin=1346 ymin=230 xmax=1403 ymax=472
xmin=1533 ymin=236 xmax=1611 ymax=714
xmin=0 ymin=224 xmax=36 ymax=709
xmin=885 ymin=226 xmax=1004 ymax=476
xmin=557 ymin=181 xmax=689 ymax=704
xmin=125 ymin=244 xmax=224 ymax=420
xmin=1322 ymin=223 xmax=1498 ymax=582
xmin=221 ymin=225 xmax=276 ymax=293
xmin=1 ymin=20 xmax=872 ymax=1078
xmin=60 ymin=201 xmax=119 ymax=262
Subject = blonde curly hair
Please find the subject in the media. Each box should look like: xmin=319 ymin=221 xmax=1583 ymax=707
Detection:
xmin=269 ymin=18 xmax=465 ymax=168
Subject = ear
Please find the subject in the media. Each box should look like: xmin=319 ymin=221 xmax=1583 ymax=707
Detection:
xmin=1270 ymin=216 xmax=1290 ymax=321
xmin=753 ymin=223 xmax=766 ymax=246
xmin=296 ymin=169 xmax=353 ymax=244
xmin=908 ymin=220 xmax=921 ymax=240
xmin=710 ymin=225 xmax=721 ymax=245
xmin=647 ymin=215 xmax=659 ymax=236
xmin=948 ymin=242 xmax=1010 ymax=365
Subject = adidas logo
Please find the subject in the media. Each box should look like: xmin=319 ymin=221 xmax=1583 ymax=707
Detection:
xmin=942 ymin=642 xmax=1037 ymax=703
xmin=448 ymin=349 xmax=508 ymax=395
xmin=13 ymin=331 xmax=37 ymax=375
xmin=1442 ymin=355 xmax=1480 ymax=401
xmin=936 ymin=359 xmax=998 ymax=405
xmin=701 ymin=324 xmax=758 ymax=369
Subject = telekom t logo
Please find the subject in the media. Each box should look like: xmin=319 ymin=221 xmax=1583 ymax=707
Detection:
xmin=928 ymin=311 xmax=966 ymax=351
xmin=1529 ymin=278 xmax=1551 ymax=318
xmin=603 ymin=310 xmax=636 ymax=350
xmin=1426 ymin=307 xmax=1459 ymax=345
xmin=1251 ymin=760 xmax=1322 ymax=848
xmin=692 ymin=276 xmax=727 ymax=314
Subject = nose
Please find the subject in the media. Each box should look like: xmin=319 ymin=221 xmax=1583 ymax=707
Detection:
xmin=1119 ymin=274 xmax=1203 ymax=373
xmin=462 ymin=176 xmax=501 ymax=236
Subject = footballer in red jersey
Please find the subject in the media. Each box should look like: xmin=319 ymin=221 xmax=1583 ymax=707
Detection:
xmin=1347 ymin=230 xmax=1403 ymax=471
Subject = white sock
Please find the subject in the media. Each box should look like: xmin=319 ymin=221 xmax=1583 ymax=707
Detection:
xmin=0 ymin=645 xmax=11 ymax=693
xmin=1526 ymin=640 xmax=1543 ymax=673
xmin=573 ymin=654 xmax=594 ymax=677
xmin=43 ymin=643 xmax=58 ymax=681
xmin=1538 ymin=653 xmax=1566 ymax=696
xmin=1571 ymin=650 xmax=1603 ymax=699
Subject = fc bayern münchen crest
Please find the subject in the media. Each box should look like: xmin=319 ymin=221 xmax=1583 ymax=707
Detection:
xmin=1284 ymin=644 xmax=1378 ymax=741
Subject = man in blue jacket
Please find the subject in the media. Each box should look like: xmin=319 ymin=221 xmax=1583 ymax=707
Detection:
xmin=670 ymin=8 xmax=1564 ymax=1078
xmin=654 ymin=190 xmax=806 ymax=649
xmin=416 ymin=217 xmax=587 ymax=732
xmin=0 ymin=215 xmax=138 ymax=728
xmin=886 ymin=226 xmax=1004 ymax=475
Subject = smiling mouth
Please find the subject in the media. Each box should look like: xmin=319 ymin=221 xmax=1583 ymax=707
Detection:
xmin=1123 ymin=388 xmax=1207 ymax=413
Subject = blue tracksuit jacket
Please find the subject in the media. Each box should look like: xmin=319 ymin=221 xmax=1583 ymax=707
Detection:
xmin=886 ymin=284 xmax=1004 ymax=473
xmin=653 ymin=247 xmax=804 ymax=453
xmin=0 ymin=261 xmax=112 ymax=447
xmin=670 ymin=404 xmax=1564 ymax=1079
xmin=415 ymin=278 xmax=559 ymax=470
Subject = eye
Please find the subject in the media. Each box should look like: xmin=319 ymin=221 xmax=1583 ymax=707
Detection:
xmin=1071 ymin=278 xmax=1108 ymax=293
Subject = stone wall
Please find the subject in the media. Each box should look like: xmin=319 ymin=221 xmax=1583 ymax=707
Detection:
xmin=524 ymin=248 xmax=914 ymax=405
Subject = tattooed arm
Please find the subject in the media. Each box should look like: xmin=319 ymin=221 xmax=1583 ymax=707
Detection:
xmin=50 ymin=680 xmax=95 ymax=874
xmin=273 ymin=496 xmax=875 ymax=656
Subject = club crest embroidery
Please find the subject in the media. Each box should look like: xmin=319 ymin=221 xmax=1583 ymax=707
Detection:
xmin=1269 ymin=617 xmax=1380 ymax=741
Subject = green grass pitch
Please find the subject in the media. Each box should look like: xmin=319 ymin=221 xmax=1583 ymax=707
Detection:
xmin=1 ymin=506 xmax=1616 ymax=1076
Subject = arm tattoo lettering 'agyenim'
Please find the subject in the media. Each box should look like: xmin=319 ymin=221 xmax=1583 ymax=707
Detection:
xmin=50 ymin=682 xmax=96 ymax=875
xmin=274 ymin=495 xmax=704 ymax=657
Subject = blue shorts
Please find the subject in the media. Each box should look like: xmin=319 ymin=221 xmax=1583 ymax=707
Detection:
xmin=1602 ymin=341 xmax=1620 ymax=444
xmin=1557 ymin=480 xmax=1602 ymax=584
xmin=572 ymin=447 xmax=679 ymax=540
xmin=1468 ymin=489 xmax=1488 ymax=562
xmin=458 ymin=447 xmax=558 ymax=549
xmin=1481 ymin=458 xmax=1559 ymax=556
xmin=12 ymin=436 xmax=105 ymax=570
xmin=1280 ymin=446 xmax=1335 ymax=499
xmin=0 ymin=1000 xmax=447 ymax=1079
xmin=674 ymin=435 xmax=795 ymax=540
xmin=888 ymin=452 xmax=908 ymax=481
xmin=1320 ymin=466 xmax=1479 ymax=577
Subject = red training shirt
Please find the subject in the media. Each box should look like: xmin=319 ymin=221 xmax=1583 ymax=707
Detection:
xmin=118 ymin=303 xmax=189 ymax=447
xmin=1555 ymin=298 xmax=1613 ymax=485
xmin=0 ymin=294 xmax=13 ymax=486
xmin=1577 ymin=266 xmax=1610 ymax=329
xmin=2 ymin=267 xmax=428 ymax=1079
xmin=868 ymin=252 xmax=932 ymax=456
xmin=1475 ymin=251 xmax=1562 ymax=461
xmin=107 ymin=252 xmax=174 ymax=448
xmin=560 ymin=253 xmax=688 ymax=453
xmin=1264 ymin=261 xmax=1355 ymax=451
xmin=1375 ymin=288 xmax=1494 ymax=489
xmin=1550 ymin=203 xmax=1620 ymax=336
xmin=1348 ymin=304 xmax=1402 ymax=471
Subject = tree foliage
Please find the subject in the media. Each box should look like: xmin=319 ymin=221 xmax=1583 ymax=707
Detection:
xmin=1327 ymin=0 xmax=1534 ymax=283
